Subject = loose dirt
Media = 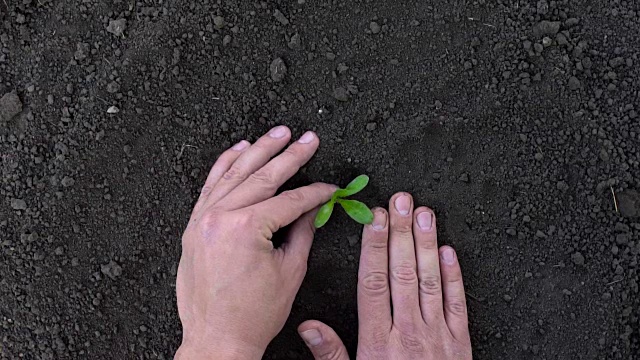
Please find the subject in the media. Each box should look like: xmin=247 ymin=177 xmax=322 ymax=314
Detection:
xmin=1 ymin=0 xmax=639 ymax=358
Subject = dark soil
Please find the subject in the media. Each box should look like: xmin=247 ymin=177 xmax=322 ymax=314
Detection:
xmin=1 ymin=0 xmax=639 ymax=359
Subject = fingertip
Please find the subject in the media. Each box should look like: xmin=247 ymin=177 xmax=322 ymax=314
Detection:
xmin=268 ymin=125 xmax=291 ymax=139
xmin=298 ymin=320 xmax=349 ymax=360
xmin=415 ymin=207 xmax=436 ymax=232
xmin=391 ymin=192 xmax=413 ymax=216
xmin=297 ymin=131 xmax=319 ymax=145
xmin=439 ymin=246 xmax=457 ymax=266
xmin=370 ymin=207 xmax=388 ymax=231
xmin=231 ymin=140 xmax=250 ymax=151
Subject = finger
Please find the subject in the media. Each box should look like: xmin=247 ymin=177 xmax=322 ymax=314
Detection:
xmin=357 ymin=208 xmax=392 ymax=344
xmin=413 ymin=207 xmax=445 ymax=326
xmin=439 ymin=246 xmax=470 ymax=344
xmin=205 ymin=125 xmax=292 ymax=206
xmin=219 ymin=131 xmax=320 ymax=210
xmin=192 ymin=140 xmax=250 ymax=214
xmin=250 ymin=183 xmax=336 ymax=233
xmin=388 ymin=193 xmax=421 ymax=330
xmin=298 ymin=320 xmax=350 ymax=360
xmin=281 ymin=208 xmax=317 ymax=270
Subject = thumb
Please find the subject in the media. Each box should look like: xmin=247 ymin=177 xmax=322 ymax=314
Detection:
xmin=298 ymin=320 xmax=349 ymax=360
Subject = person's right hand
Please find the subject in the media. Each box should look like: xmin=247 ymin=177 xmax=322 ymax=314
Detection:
xmin=297 ymin=193 xmax=472 ymax=359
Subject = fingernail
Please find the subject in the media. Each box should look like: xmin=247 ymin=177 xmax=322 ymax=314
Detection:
xmin=300 ymin=329 xmax=323 ymax=347
xmin=394 ymin=194 xmax=411 ymax=215
xmin=232 ymin=140 xmax=249 ymax=151
xmin=269 ymin=125 xmax=288 ymax=138
xmin=417 ymin=212 xmax=433 ymax=231
xmin=441 ymin=248 xmax=455 ymax=265
xmin=372 ymin=210 xmax=387 ymax=230
xmin=298 ymin=131 xmax=315 ymax=144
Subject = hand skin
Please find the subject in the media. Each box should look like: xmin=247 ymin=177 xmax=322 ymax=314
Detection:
xmin=175 ymin=126 xmax=335 ymax=359
xmin=297 ymin=194 xmax=473 ymax=360
xmin=175 ymin=126 xmax=472 ymax=359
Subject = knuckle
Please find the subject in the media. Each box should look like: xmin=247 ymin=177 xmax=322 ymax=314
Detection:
xmin=359 ymin=271 xmax=389 ymax=295
xmin=363 ymin=236 xmax=388 ymax=252
xmin=200 ymin=185 xmax=213 ymax=195
xmin=281 ymin=189 xmax=305 ymax=203
xmin=248 ymin=169 xmax=278 ymax=189
xmin=235 ymin=209 xmax=259 ymax=228
xmin=318 ymin=347 xmax=344 ymax=360
xmin=418 ymin=274 xmax=442 ymax=296
xmin=417 ymin=235 xmax=438 ymax=251
xmin=360 ymin=329 xmax=389 ymax=352
xmin=197 ymin=212 xmax=226 ymax=237
xmin=446 ymin=297 xmax=468 ymax=317
xmin=222 ymin=166 xmax=246 ymax=182
xmin=392 ymin=221 xmax=413 ymax=234
xmin=390 ymin=263 xmax=418 ymax=285
xmin=399 ymin=333 xmax=425 ymax=354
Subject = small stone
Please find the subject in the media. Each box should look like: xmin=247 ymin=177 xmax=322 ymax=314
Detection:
xmin=348 ymin=235 xmax=359 ymax=247
xmin=506 ymin=228 xmax=517 ymax=236
xmin=617 ymin=190 xmax=639 ymax=218
xmin=556 ymin=33 xmax=569 ymax=46
xmin=534 ymin=43 xmax=544 ymax=53
xmin=0 ymin=90 xmax=23 ymax=123
xmin=535 ymin=230 xmax=547 ymax=238
xmin=106 ymin=19 xmax=127 ymax=37
xmin=100 ymin=260 xmax=123 ymax=280
xmin=269 ymin=58 xmax=287 ymax=82
xmin=107 ymin=106 xmax=119 ymax=114
xmin=213 ymin=16 xmax=225 ymax=29
xmin=107 ymin=81 xmax=120 ymax=93
xmin=54 ymin=247 xmax=64 ymax=255
xmin=273 ymin=9 xmax=290 ymax=25
xmin=61 ymin=176 xmax=75 ymax=187
xmin=366 ymin=122 xmax=377 ymax=131
xmin=616 ymin=234 xmax=629 ymax=245
xmin=288 ymin=33 xmax=301 ymax=49
xmin=533 ymin=21 xmax=561 ymax=37
xmin=571 ymin=252 xmax=585 ymax=266
xmin=74 ymin=43 xmax=89 ymax=61
xmin=459 ymin=173 xmax=470 ymax=183
xmin=568 ymin=76 xmax=581 ymax=91
xmin=11 ymin=198 xmax=27 ymax=210
xmin=370 ymin=22 xmax=381 ymax=34
xmin=503 ymin=294 xmax=512 ymax=302
xmin=333 ymin=87 xmax=349 ymax=102
xmin=557 ymin=181 xmax=569 ymax=191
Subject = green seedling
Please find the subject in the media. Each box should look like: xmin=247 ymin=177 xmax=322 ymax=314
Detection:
xmin=314 ymin=175 xmax=374 ymax=228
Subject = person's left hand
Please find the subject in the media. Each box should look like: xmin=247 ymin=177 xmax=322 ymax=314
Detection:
xmin=174 ymin=126 xmax=335 ymax=360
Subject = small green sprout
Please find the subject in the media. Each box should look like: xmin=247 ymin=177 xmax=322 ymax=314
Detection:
xmin=314 ymin=175 xmax=374 ymax=228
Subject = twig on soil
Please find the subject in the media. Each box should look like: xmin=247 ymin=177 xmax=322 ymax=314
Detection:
xmin=610 ymin=186 xmax=619 ymax=214
xmin=465 ymin=292 xmax=481 ymax=302
xmin=606 ymin=278 xmax=624 ymax=286
xmin=177 ymin=144 xmax=198 ymax=160
xmin=467 ymin=17 xmax=496 ymax=28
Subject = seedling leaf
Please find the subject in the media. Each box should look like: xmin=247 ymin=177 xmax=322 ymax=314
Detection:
xmin=314 ymin=200 xmax=335 ymax=228
xmin=335 ymin=175 xmax=369 ymax=198
xmin=338 ymin=199 xmax=374 ymax=225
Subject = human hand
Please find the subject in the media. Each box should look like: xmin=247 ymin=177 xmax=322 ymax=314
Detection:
xmin=174 ymin=126 xmax=335 ymax=360
xmin=297 ymin=193 xmax=472 ymax=359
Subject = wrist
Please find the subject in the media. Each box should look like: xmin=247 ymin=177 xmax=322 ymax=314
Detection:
xmin=175 ymin=331 xmax=265 ymax=360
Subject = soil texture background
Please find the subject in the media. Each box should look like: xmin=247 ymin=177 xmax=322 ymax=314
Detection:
xmin=1 ymin=0 xmax=639 ymax=359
